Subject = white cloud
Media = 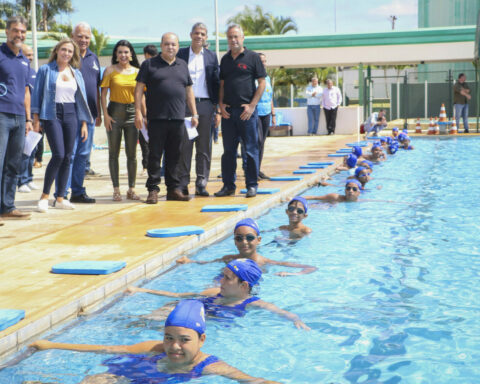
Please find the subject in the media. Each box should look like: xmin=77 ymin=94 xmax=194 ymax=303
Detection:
xmin=369 ymin=0 xmax=417 ymax=17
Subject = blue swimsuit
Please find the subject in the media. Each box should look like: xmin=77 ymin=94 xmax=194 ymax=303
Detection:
xmin=104 ymin=353 xmax=219 ymax=383
xmin=199 ymin=294 xmax=260 ymax=320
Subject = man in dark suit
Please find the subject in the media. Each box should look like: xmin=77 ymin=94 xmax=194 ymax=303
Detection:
xmin=176 ymin=22 xmax=220 ymax=197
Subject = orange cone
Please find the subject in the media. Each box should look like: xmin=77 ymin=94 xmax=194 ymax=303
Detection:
xmin=449 ymin=119 xmax=457 ymax=134
xmin=439 ymin=103 xmax=447 ymax=122
xmin=415 ymin=118 xmax=422 ymax=133
xmin=434 ymin=117 xmax=440 ymax=135
xmin=427 ymin=118 xmax=435 ymax=135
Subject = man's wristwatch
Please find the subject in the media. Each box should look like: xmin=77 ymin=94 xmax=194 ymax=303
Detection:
xmin=26 ymin=119 xmax=32 ymax=123
xmin=192 ymin=114 xmax=199 ymax=118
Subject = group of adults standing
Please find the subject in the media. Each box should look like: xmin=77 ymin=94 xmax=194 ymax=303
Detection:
xmin=0 ymin=17 xmax=275 ymax=224
xmin=305 ymin=77 xmax=342 ymax=135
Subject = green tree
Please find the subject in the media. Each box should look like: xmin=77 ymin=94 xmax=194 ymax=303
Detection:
xmin=0 ymin=1 xmax=17 ymax=28
xmin=89 ymin=27 xmax=109 ymax=57
xmin=38 ymin=0 xmax=74 ymax=32
xmin=226 ymin=5 xmax=269 ymax=35
xmin=265 ymin=13 xmax=297 ymax=35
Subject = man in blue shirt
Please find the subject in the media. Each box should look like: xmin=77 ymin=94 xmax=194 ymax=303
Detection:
xmin=0 ymin=16 xmax=33 ymax=222
xmin=59 ymin=22 xmax=101 ymax=204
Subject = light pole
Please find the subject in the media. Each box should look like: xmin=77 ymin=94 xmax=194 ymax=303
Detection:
xmin=31 ymin=0 xmax=38 ymax=70
xmin=214 ymin=0 xmax=220 ymax=60
xmin=390 ymin=15 xmax=398 ymax=30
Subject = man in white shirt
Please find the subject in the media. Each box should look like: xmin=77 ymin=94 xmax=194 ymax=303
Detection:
xmin=305 ymin=77 xmax=322 ymax=135
xmin=176 ymin=23 xmax=220 ymax=197
xmin=322 ymin=79 xmax=342 ymax=135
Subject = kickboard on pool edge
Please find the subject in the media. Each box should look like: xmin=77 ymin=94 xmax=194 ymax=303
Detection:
xmin=51 ymin=261 xmax=127 ymax=275
xmin=0 ymin=309 xmax=25 ymax=332
xmin=307 ymin=161 xmax=334 ymax=166
xmin=269 ymin=176 xmax=304 ymax=181
xmin=293 ymin=170 xmax=316 ymax=174
xmin=239 ymin=188 xmax=280 ymax=194
xmin=146 ymin=226 xmax=205 ymax=237
xmin=328 ymin=153 xmax=348 ymax=157
xmin=201 ymin=204 xmax=248 ymax=212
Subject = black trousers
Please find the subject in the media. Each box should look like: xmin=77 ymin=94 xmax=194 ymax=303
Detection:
xmin=324 ymin=107 xmax=338 ymax=134
xmin=257 ymin=114 xmax=271 ymax=169
xmin=146 ymin=119 xmax=184 ymax=192
xmin=138 ymin=130 xmax=149 ymax=169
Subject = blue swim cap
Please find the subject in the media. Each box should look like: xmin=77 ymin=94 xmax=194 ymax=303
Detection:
xmin=379 ymin=137 xmax=387 ymax=143
xmin=404 ymin=135 xmax=411 ymax=141
xmin=389 ymin=144 xmax=398 ymax=154
xmin=227 ymin=258 xmax=262 ymax=287
xmin=165 ymin=300 xmax=206 ymax=334
xmin=288 ymin=196 xmax=308 ymax=213
xmin=371 ymin=143 xmax=382 ymax=151
xmin=386 ymin=137 xmax=393 ymax=144
xmin=346 ymin=179 xmax=362 ymax=189
xmin=355 ymin=166 xmax=368 ymax=177
xmin=392 ymin=127 xmax=399 ymax=132
xmin=346 ymin=154 xmax=358 ymax=168
xmin=402 ymin=128 xmax=408 ymax=133
xmin=360 ymin=159 xmax=373 ymax=168
xmin=397 ymin=133 xmax=407 ymax=142
xmin=234 ymin=218 xmax=260 ymax=235
xmin=352 ymin=146 xmax=362 ymax=157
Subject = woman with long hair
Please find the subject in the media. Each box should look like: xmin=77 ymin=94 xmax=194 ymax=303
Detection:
xmin=32 ymin=38 xmax=92 ymax=212
xmin=101 ymin=40 xmax=142 ymax=201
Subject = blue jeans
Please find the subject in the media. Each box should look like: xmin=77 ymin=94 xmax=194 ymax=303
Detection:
xmin=454 ymin=104 xmax=469 ymax=131
xmin=18 ymin=147 xmax=36 ymax=186
xmin=221 ymin=107 xmax=259 ymax=190
xmin=307 ymin=105 xmax=321 ymax=134
xmin=0 ymin=112 xmax=25 ymax=213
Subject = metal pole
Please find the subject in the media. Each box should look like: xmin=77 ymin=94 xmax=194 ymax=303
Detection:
xmin=447 ymin=69 xmax=453 ymax=119
xmin=396 ymin=81 xmax=400 ymax=119
xmin=214 ymin=0 xmax=220 ymax=61
xmin=403 ymin=73 xmax=408 ymax=129
xmin=334 ymin=0 xmax=337 ymax=33
xmin=424 ymin=80 xmax=428 ymax=119
xmin=290 ymin=84 xmax=294 ymax=108
xmin=31 ymin=0 xmax=38 ymax=71
xmin=476 ymin=59 xmax=479 ymax=132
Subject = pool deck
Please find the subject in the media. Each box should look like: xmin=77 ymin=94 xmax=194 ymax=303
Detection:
xmin=0 ymin=133 xmax=360 ymax=359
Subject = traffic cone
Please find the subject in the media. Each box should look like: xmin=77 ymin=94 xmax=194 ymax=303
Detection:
xmin=415 ymin=118 xmax=422 ymax=133
xmin=434 ymin=117 xmax=440 ymax=135
xmin=439 ymin=103 xmax=447 ymax=122
xmin=449 ymin=119 xmax=457 ymax=134
xmin=427 ymin=118 xmax=435 ymax=135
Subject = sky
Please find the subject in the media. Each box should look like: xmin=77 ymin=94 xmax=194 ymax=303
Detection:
xmin=59 ymin=0 xmax=419 ymax=40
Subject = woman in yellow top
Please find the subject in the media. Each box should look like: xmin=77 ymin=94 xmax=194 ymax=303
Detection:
xmin=101 ymin=40 xmax=142 ymax=201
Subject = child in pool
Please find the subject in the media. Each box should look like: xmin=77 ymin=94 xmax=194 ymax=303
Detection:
xmin=347 ymin=166 xmax=370 ymax=188
xmin=30 ymin=300 xmax=280 ymax=383
xmin=362 ymin=144 xmax=386 ymax=162
xmin=177 ymin=218 xmax=317 ymax=276
xmin=335 ymin=153 xmax=357 ymax=172
xmin=278 ymin=196 xmax=312 ymax=239
xmin=127 ymin=258 xmax=310 ymax=330
xmin=391 ymin=127 xmax=399 ymax=139
xmin=304 ymin=180 xmax=362 ymax=203
xmin=358 ymin=159 xmax=373 ymax=170
xmin=400 ymin=135 xmax=414 ymax=150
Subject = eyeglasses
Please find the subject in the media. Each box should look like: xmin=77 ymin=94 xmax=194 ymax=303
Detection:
xmin=346 ymin=186 xmax=359 ymax=192
xmin=234 ymin=234 xmax=257 ymax=242
xmin=287 ymin=206 xmax=305 ymax=215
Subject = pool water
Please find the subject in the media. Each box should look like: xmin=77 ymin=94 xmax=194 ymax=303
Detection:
xmin=1 ymin=137 xmax=480 ymax=383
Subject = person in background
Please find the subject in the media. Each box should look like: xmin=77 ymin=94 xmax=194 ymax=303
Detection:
xmin=363 ymin=109 xmax=385 ymax=136
xmin=177 ymin=22 xmax=220 ymax=197
xmin=0 ymin=16 xmax=33 ymax=222
xmin=32 ymin=38 xmax=92 ymax=213
xmin=101 ymin=40 xmax=141 ymax=202
xmin=256 ymin=53 xmax=275 ymax=180
xmin=453 ymin=73 xmax=470 ymax=133
xmin=322 ymin=79 xmax=342 ymax=135
xmin=17 ymin=44 xmax=40 ymax=193
xmin=138 ymin=44 xmax=158 ymax=176
xmin=305 ymin=76 xmax=322 ymax=135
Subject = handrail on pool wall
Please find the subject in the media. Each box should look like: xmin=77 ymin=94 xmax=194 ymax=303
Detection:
xmin=0 ymin=158 xmax=342 ymax=361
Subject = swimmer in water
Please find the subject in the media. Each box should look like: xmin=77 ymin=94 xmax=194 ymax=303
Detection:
xmin=362 ymin=143 xmax=386 ymax=162
xmin=399 ymin=135 xmax=414 ymax=150
xmin=30 ymin=300 xmax=280 ymax=384
xmin=303 ymin=180 xmax=362 ymax=203
xmin=177 ymin=218 xmax=317 ymax=276
xmin=127 ymin=259 xmax=310 ymax=330
xmin=358 ymin=159 xmax=373 ymax=170
xmin=278 ymin=196 xmax=312 ymax=239
xmin=335 ymin=153 xmax=357 ymax=172
xmin=391 ymin=127 xmax=399 ymax=139
xmin=347 ymin=166 xmax=370 ymax=188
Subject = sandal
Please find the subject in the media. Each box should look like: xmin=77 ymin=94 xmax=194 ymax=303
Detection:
xmin=113 ymin=191 xmax=122 ymax=202
xmin=126 ymin=190 xmax=140 ymax=200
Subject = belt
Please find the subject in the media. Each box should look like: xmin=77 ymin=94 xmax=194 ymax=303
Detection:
xmin=195 ymin=97 xmax=210 ymax=103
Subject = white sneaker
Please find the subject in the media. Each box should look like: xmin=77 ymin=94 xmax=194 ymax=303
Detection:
xmin=37 ymin=199 xmax=49 ymax=213
xmin=55 ymin=200 xmax=75 ymax=210
xmin=27 ymin=182 xmax=40 ymax=190
xmin=18 ymin=184 xmax=31 ymax=193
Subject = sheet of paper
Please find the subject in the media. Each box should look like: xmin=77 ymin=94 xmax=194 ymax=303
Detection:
xmin=185 ymin=117 xmax=198 ymax=140
xmin=140 ymin=123 xmax=149 ymax=143
xmin=23 ymin=130 xmax=42 ymax=156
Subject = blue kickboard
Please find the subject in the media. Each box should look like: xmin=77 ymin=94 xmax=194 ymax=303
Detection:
xmin=346 ymin=142 xmax=368 ymax=147
xmin=0 ymin=309 xmax=25 ymax=331
xmin=51 ymin=261 xmax=126 ymax=275
xmin=366 ymin=136 xmax=382 ymax=140
xmin=269 ymin=176 xmax=303 ymax=181
xmin=201 ymin=204 xmax=248 ymax=212
xmin=293 ymin=170 xmax=316 ymax=174
xmin=328 ymin=154 xmax=348 ymax=157
xmin=308 ymin=161 xmax=334 ymax=166
xmin=240 ymin=188 xmax=280 ymax=194
xmin=300 ymin=165 xmax=326 ymax=169
xmin=147 ymin=226 xmax=204 ymax=237
xmin=336 ymin=149 xmax=352 ymax=153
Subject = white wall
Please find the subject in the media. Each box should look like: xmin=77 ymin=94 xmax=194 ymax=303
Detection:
xmin=276 ymin=106 xmax=363 ymax=135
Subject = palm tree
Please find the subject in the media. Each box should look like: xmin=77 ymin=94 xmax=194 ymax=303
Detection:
xmin=226 ymin=5 xmax=269 ymax=36
xmin=89 ymin=28 xmax=109 ymax=57
xmin=265 ymin=14 xmax=298 ymax=35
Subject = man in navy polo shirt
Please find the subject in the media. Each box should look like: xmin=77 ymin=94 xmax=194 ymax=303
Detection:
xmin=0 ymin=16 xmax=33 ymax=222
xmin=215 ymin=24 xmax=266 ymax=198
xmin=60 ymin=22 xmax=101 ymax=204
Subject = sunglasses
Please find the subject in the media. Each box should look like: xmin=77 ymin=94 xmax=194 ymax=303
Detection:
xmin=234 ymin=234 xmax=257 ymax=242
xmin=346 ymin=186 xmax=359 ymax=192
xmin=287 ymin=206 xmax=305 ymax=215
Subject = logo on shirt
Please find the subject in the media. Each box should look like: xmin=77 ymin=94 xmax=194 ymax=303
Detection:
xmin=92 ymin=61 xmax=99 ymax=71
xmin=0 ymin=83 xmax=7 ymax=97
xmin=22 ymin=61 xmax=28 ymax=66
xmin=237 ymin=63 xmax=248 ymax=70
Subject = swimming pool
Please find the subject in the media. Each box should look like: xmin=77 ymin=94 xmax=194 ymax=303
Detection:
xmin=1 ymin=137 xmax=479 ymax=383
